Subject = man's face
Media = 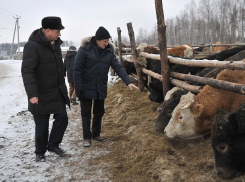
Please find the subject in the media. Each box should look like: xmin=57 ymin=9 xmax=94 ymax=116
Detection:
xmin=96 ymin=39 xmax=109 ymax=49
xmin=45 ymin=29 xmax=61 ymax=42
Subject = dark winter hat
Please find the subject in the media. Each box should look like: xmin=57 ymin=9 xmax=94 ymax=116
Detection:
xmin=95 ymin=26 xmax=111 ymax=40
xmin=42 ymin=16 xmax=65 ymax=30
xmin=69 ymin=46 xmax=77 ymax=51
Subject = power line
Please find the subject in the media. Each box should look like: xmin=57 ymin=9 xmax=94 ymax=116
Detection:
xmin=0 ymin=10 xmax=12 ymax=16
xmin=0 ymin=27 xmax=14 ymax=30
xmin=2 ymin=18 xmax=15 ymax=29
xmin=0 ymin=32 xmax=14 ymax=40
xmin=0 ymin=6 xmax=18 ymax=16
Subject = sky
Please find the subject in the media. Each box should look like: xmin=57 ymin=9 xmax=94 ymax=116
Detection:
xmin=0 ymin=0 xmax=200 ymax=45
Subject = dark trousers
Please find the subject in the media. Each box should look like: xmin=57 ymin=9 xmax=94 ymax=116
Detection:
xmin=80 ymin=97 xmax=105 ymax=140
xmin=33 ymin=99 xmax=68 ymax=155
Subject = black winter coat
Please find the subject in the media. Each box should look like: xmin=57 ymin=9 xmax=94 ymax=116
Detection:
xmin=74 ymin=36 xmax=132 ymax=99
xmin=64 ymin=51 xmax=77 ymax=83
xmin=21 ymin=28 xmax=70 ymax=114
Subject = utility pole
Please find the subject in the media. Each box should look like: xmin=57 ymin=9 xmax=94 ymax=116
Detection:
xmin=17 ymin=17 xmax=20 ymax=60
xmin=10 ymin=16 xmax=21 ymax=60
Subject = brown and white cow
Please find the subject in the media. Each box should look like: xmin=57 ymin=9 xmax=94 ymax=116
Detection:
xmin=137 ymin=43 xmax=160 ymax=54
xmin=137 ymin=43 xmax=194 ymax=58
xmin=167 ymin=45 xmax=194 ymax=58
xmin=164 ymin=68 xmax=245 ymax=139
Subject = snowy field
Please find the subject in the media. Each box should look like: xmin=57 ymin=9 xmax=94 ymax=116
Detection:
xmin=0 ymin=59 xmax=119 ymax=181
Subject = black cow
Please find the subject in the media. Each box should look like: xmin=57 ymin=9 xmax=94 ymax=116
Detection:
xmin=204 ymin=46 xmax=245 ymax=61
xmin=121 ymin=60 xmax=136 ymax=75
xmin=147 ymin=59 xmax=163 ymax=103
xmin=211 ymin=106 xmax=245 ymax=179
xmin=155 ymin=87 xmax=188 ymax=133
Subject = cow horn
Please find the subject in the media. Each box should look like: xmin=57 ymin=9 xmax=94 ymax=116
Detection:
xmin=181 ymin=101 xmax=193 ymax=110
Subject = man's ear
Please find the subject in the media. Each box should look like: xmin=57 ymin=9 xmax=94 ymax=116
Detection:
xmin=191 ymin=104 xmax=204 ymax=118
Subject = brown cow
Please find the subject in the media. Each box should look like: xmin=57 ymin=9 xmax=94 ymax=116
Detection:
xmin=213 ymin=42 xmax=230 ymax=52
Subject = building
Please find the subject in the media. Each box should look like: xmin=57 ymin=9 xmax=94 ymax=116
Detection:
xmin=61 ymin=47 xmax=69 ymax=58
xmin=13 ymin=47 xmax=24 ymax=60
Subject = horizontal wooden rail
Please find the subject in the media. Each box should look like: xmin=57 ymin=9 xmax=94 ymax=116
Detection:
xmin=168 ymin=57 xmax=245 ymax=69
xmin=171 ymin=72 xmax=245 ymax=95
xmin=170 ymin=79 xmax=201 ymax=94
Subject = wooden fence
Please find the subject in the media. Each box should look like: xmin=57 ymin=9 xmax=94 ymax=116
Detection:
xmin=114 ymin=0 xmax=245 ymax=99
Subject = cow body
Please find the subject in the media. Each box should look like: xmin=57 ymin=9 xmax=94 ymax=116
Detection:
xmin=213 ymin=42 xmax=230 ymax=52
xmin=137 ymin=43 xmax=160 ymax=54
xmin=155 ymin=87 xmax=188 ymax=133
xmin=212 ymin=106 xmax=245 ymax=179
xmin=167 ymin=45 xmax=194 ymax=58
xmin=164 ymin=69 xmax=245 ymax=139
xmin=147 ymin=59 xmax=163 ymax=102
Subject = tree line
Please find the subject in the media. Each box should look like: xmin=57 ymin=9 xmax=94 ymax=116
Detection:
xmin=118 ymin=0 xmax=245 ymax=46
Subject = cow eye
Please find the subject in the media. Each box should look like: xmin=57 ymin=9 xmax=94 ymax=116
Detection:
xmin=178 ymin=115 xmax=183 ymax=119
xmin=166 ymin=110 xmax=172 ymax=115
xmin=216 ymin=143 xmax=228 ymax=154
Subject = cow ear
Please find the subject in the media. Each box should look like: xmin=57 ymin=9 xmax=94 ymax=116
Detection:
xmin=191 ymin=104 xmax=204 ymax=118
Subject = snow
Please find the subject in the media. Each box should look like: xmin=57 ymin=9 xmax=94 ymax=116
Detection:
xmin=0 ymin=60 xmax=118 ymax=181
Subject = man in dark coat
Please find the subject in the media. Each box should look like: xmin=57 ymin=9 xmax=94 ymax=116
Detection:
xmin=64 ymin=45 xmax=78 ymax=105
xmin=74 ymin=26 xmax=138 ymax=147
xmin=21 ymin=16 xmax=70 ymax=162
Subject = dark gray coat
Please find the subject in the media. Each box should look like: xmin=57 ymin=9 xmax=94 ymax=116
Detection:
xmin=21 ymin=28 xmax=70 ymax=114
xmin=64 ymin=51 xmax=77 ymax=83
xmin=74 ymin=36 xmax=132 ymax=99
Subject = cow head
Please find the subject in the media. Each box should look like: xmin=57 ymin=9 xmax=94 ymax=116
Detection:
xmin=164 ymin=92 xmax=203 ymax=139
xmin=155 ymin=87 xmax=188 ymax=133
xmin=211 ymin=108 xmax=245 ymax=179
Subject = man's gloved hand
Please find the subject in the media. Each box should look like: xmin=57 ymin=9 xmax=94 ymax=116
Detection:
xmin=75 ymin=90 xmax=83 ymax=101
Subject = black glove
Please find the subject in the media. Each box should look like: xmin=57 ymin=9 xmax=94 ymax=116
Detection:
xmin=75 ymin=90 xmax=83 ymax=101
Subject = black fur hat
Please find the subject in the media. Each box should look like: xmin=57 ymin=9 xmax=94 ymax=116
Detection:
xmin=95 ymin=26 xmax=111 ymax=40
xmin=42 ymin=16 xmax=65 ymax=30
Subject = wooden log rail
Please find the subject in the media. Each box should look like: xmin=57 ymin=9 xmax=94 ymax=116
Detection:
xmin=168 ymin=57 xmax=245 ymax=69
xmin=123 ymin=52 xmax=245 ymax=70
xmin=170 ymin=79 xmax=201 ymax=94
xmin=171 ymin=72 xmax=245 ymax=95
xmin=141 ymin=68 xmax=201 ymax=93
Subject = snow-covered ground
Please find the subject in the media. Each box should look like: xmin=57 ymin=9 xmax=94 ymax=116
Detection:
xmin=0 ymin=60 xmax=119 ymax=181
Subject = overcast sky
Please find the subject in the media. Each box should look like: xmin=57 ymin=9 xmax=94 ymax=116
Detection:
xmin=0 ymin=0 xmax=200 ymax=45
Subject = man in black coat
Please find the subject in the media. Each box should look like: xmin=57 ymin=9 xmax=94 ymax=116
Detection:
xmin=64 ymin=45 xmax=78 ymax=105
xmin=21 ymin=16 xmax=70 ymax=162
xmin=74 ymin=26 xmax=138 ymax=147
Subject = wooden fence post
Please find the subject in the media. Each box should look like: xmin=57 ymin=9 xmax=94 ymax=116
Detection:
xmin=127 ymin=22 xmax=144 ymax=91
xmin=155 ymin=0 xmax=170 ymax=97
xmin=117 ymin=27 xmax=123 ymax=64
